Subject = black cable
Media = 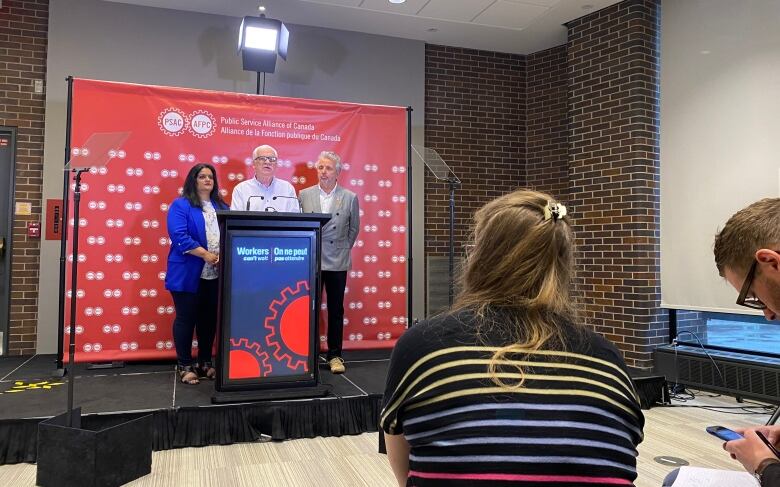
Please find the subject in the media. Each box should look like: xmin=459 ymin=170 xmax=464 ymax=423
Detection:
xmin=669 ymin=330 xmax=727 ymax=399
xmin=664 ymin=384 xmax=775 ymax=413
xmin=658 ymin=404 xmax=774 ymax=415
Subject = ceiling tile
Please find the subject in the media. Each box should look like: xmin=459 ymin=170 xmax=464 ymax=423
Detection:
xmin=358 ymin=0 xmax=430 ymax=15
xmin=299 ymin=0 xmax=363 ymax=7
xmin=103 ymin=0 xmax=624 ymax=55
xmin=473 ymin=0 xmax=549 ymax=30
xmin=417 ymin=0 xmax=496 ymax=23
xmin=505 ymin=0 xmax=562 ymax=7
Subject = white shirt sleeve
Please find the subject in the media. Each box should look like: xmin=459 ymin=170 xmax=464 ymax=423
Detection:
xmin=230 ymin=182 xmax=246 ymax=211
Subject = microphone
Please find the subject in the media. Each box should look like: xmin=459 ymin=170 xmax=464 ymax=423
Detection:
xmin=245 ymin=195 xmax=264 ymax=211
xmin=272 ymin=195 xmax=302 ymax=213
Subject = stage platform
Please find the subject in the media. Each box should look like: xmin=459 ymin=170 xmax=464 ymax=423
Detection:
xmin=0 ymin=349 xmax=390 ymax=465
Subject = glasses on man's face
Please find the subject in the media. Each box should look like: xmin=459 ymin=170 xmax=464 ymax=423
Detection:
xmin=197 ymin=174 xmax=214 ymax=180
xmin=736 ymin=259 xmax=766 ymax=309
xmin=254 ymin=156 xmax=278 ymax=163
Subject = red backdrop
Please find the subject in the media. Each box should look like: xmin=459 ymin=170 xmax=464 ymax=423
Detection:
xmin=63 ymin=78 xmax=408 ymax=362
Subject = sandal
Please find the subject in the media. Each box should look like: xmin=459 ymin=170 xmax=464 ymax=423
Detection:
xmin=198 ymin=362 xmax=216 ymax=380
xmin=177 ymin=365 xmax=200 ymax=385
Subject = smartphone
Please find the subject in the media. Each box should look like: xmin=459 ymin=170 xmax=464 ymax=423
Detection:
xmin=706 ymin=425 xmax=743 ymax=441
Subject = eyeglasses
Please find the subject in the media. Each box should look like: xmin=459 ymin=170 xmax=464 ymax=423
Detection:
xmin=736 ymin=259 xmax=766 ymax=309
xmin=254 ymin=156 xmax=278 ymax=163
xmin=197 ymin=174 xmax=214 ymax=180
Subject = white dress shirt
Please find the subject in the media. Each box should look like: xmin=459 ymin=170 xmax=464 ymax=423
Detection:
xmin=319 ymin=184 xmax=337 ymax=214
xmin=230 ymin=177 xmax=299 ymax=212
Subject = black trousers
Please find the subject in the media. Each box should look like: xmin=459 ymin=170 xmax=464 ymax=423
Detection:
xmin=170 ymin=278 xmax=218 ymax=366
xmin=321 ymin=270 xmax=347 ymax=360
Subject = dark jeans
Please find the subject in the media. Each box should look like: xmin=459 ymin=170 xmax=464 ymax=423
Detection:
xmin=170 ymin=278 xmax=218 ymax=367
xmin=322 ymin=270 xmax=347 ymax=360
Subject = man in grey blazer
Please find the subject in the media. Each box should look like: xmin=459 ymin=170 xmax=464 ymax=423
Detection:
xmin=299 ymin=151 xmax=360 ymax=374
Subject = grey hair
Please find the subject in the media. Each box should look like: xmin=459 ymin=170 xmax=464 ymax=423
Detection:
xmin=253 ymin=145 xmax=278 ymax=158
xmin=319 ymin=151 xmax=342 ymax=174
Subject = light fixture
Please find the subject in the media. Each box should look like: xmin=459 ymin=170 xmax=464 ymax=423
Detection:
xmin=238 ymin=15 xmax=289 ymax=74
xmin=389 ymin=0 xmax=406 ymax=4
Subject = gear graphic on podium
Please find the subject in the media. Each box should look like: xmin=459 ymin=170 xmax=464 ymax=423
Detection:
xmin=228 ymin=337 xmax=272 ymax=379
xmin=264 ymin=280 xmax=311 ymax=371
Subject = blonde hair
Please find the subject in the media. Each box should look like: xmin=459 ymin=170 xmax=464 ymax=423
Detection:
xmin=453 ymin=189 xmax=578 ymax=388
xmin=714 ymin=198 xmax=780 ymax=277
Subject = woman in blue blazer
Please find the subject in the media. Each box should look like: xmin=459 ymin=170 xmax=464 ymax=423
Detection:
xmin=165 ymin=163 xmax=228 ymax=384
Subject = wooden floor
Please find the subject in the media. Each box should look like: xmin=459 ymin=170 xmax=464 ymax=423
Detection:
xmin=0 ymin=392 xmax=773 ymax=486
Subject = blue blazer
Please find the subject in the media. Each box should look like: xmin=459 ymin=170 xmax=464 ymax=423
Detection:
xmin=165 ymin=197 xmax=227 ymax=293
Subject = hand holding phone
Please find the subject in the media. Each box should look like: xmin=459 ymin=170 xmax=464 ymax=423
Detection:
xmin=706 ymin=425 xmax=743 ymax=442
xmin=707 ymin=426 xmax=780 ymax=459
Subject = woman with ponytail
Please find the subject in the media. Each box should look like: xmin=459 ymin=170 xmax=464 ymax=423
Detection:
xmin=380 ymin=189 xmax=644 ymax=487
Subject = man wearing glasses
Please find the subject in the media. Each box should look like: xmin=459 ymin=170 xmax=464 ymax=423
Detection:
xmin=230 ymin=145 xmax=299 ymax=212
xmin=712 ymin=197 xmax=780 ymax=486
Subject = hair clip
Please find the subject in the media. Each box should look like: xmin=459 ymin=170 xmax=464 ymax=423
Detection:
xmin=543 ymin=202 xmax=567 ymax=222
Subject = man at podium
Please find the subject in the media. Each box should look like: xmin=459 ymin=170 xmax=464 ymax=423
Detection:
xmin=230 ymin=144 xmax=298 ymax=212
xmin=299 ymin=151 xmax=360 ymax=374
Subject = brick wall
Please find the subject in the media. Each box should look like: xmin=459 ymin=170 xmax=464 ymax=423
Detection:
xmin=0 ymin=0 xmax=49 ymax=355
xmin=424 ymin=45 xmax=526 ymax=258
xmin=526 ymin=45 xmax=568 ymax=200
xmin=424 ymin=1 xmax=664 ymax=368
xmin=566 ymin=0 xmax=663 ymax=368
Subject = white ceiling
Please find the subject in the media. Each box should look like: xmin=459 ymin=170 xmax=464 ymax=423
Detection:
xmin=103 ymin=0 xmax=622 ymax=55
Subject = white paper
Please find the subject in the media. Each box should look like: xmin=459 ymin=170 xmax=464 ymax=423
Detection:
xmin=672 ymin=466 xmax=758 ymax=487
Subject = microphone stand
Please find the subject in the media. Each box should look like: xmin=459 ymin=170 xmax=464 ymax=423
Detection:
xmin=66 ymin=167 xmax=89 ymax=427
xmin=245 ymin=195 xmax=265 ymax=211
xmin=271 ymin=195 xmax=303 ymax=213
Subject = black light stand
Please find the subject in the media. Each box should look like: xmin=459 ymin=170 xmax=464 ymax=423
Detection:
xmin=406 ymin=107 xmax=413 ymax=326
xmin=53 ymin=76 xmax=74 ymax=376
xmin=256 ymin=72 xmax=266 ymax=95
xmin=65 ymin=167 xmax=88 ymax=427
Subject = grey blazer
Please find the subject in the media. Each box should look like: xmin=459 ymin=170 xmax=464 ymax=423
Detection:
xmin=299 ymin=185 xmax=360 ymax=271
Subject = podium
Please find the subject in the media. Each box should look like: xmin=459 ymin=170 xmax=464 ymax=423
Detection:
xmin=213 ymin=211 xmax=331 ymax=403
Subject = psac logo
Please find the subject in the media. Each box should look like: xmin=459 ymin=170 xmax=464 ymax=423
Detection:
xmin=158 ymin=108 xmax=187 ymax=136
xmin=158 ymin=108 xmax=216 ymax=139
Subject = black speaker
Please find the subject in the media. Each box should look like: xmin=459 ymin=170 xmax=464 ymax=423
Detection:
xmin=36 ymin=408 xmax=152 ymax=487
xmin=632 ymin=375 xmax=670 ymax=409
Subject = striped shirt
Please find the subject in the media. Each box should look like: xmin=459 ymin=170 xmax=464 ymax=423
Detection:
xmin=380 ymin=312 xmax=644 ymax=486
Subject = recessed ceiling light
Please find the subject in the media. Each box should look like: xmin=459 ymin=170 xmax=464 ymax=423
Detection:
xmin=389 ymin=0 xmax=406 ymax=4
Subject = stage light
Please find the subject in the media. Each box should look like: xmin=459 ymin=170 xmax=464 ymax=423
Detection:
xmin=238 ymin=15 xmax=289 ymax=74
xmin=244 ymin=26 xmax=278 ymax=51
